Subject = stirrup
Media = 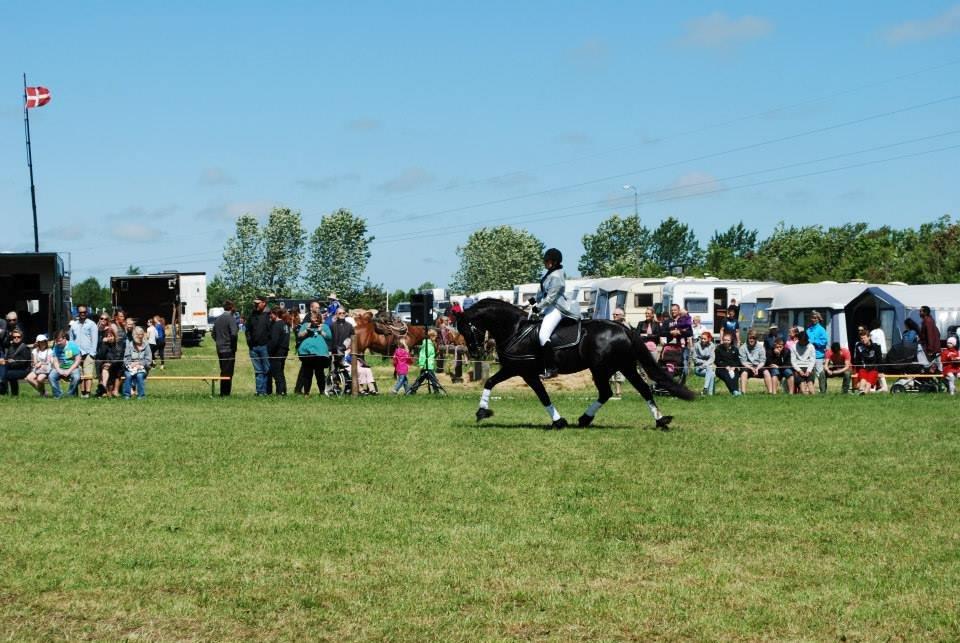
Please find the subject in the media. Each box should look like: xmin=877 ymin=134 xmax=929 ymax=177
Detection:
xmin=541 ymin=368 xmax=559 ymax=380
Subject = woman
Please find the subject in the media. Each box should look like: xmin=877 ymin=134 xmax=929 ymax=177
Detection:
xmin=267 ymin=306 xmax=291 ymax=395
xmin=637 ymin=307 xmax=662 ymax=346
xmin=714 ymin=332 xmax=742 ymax=396
xmin=96 ymin=321 xmax=124 ymax=397
xmin=123 ymin=326 xmax=152 ymax=399
xmin=25 ymin=334 xmax=54 ymax=396
xmin=295 ymin=309 xmax=331 ymax=396
xmin=692 ymin=330 xmax=716 ymax=396
xmin=853 ymin=329 xmax=883 ymax=395
xmin=0 ymin=328 xmax=31 ymax=396
xmin=791 ymin=329 xmax=816 ymax=395
xmin=722 ymin=305 xmax=740 ymax=346
xmin=533 ymin=248 xmax=581 ymax=379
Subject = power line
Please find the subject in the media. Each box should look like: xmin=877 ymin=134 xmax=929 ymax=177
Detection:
xmin=366 ymin=94 xmax=960 ymax=229
xmin=370 ymin=142 xmax=960 ymax=246
xmin=371 ymin=129 xmax=960 ymax=244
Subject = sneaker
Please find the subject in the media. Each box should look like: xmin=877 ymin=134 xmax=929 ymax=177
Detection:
xmin=81 ymin=393 xmax=90 ymax=399
xmin=159 ymin=364 xmax=165 ymax=370
xmin=733 ymin=390 xmax=742 ymax=397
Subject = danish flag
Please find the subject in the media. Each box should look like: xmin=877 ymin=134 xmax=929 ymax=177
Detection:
xmin=25 ymin=86 xmax=51 ymax=108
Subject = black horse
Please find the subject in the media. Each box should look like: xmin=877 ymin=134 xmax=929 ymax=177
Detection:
xmin=457 ymin=299 xmax=695 ymax=430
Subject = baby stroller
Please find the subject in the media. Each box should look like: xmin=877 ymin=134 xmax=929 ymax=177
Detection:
xmin=655 ymin=343 xmax=686 ymax=394
xmin=883 ymin=342 xmax=940 ymax=394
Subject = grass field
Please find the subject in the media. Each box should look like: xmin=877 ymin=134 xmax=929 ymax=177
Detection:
xmin=2 ymin=342 xmax=959 ymax=640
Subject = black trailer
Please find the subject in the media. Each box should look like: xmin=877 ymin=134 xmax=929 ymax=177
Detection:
xmin=0 ymin=252 xmax=70 ymax=342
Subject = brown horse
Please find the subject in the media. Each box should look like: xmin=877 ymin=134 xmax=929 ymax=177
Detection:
xmin=352 ymin=310 xmax=428 ymax=356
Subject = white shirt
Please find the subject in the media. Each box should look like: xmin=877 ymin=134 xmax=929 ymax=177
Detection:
xmin=146 ymin=325 xmax=158 ymax=346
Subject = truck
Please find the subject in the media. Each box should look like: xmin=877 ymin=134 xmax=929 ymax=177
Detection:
xmin=0 ymin=252 xmax=71 ymax=341
xmin=111 ymin=272 xmax=209 ymax=352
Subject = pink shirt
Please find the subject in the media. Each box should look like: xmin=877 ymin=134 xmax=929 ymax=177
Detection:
xmin=393 ymin=347 xmax=413 ymax=376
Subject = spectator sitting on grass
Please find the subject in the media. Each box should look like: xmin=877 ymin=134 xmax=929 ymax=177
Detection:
xmin=853 ymin=329 xmax=883 ymax=395
xmin=0 ymin=328 xmax=31 ymax=396
xmin=792 ymin=329 xmax=817 ymax=395
xmin=693 ymin=330 xmax=716 ymax=396
xmin=123 ymin=326 xmax=152 ymax=399
xmin=825 ymin=341 xmax=853 ymax=394
xmin=714 ymin=331 xmax=742 ymax=396
xmin=738 ymin=330 xmax=766 ymax=394
xmin=25 ymin=334 xmax=53 ymax=396
xmin=765 ymin=337 xmax=794 ymax=395
xmin=50 ymin=330 xmax=82 ymax=399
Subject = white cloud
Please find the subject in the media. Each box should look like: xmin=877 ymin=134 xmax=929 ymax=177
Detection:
xmin=377 ymin=167 xmax=435 ymax=194
xmin=667 ymin=172 xmax=724 ymax=199
xmin=679 ymin=12 xmax=774 ymax=49
xmin=198 ymin=168 xmax=236 ymax=186
xmin=345 ymin=118 xmax=382 ymax=132
xmin=111 ymin=223 xmax=164 ymax=243
xmin=884 ymin=5 xmax=960 ymax=44
xmin=197 ymin=201 xmax=277 ymax=222
xmin=296 ymin=173 xmax=360 ymax=190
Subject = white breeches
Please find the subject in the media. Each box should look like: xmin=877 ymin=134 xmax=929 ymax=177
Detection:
xmin=539 ymin=307 xmax=562 ymax=345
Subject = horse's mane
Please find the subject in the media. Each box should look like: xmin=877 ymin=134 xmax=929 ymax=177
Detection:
xmin=467 ymin=298 xmax=525 ymax=318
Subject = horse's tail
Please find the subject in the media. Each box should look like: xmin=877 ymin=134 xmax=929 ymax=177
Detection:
xmin=629 ymin=330 xmax=696 ymax=401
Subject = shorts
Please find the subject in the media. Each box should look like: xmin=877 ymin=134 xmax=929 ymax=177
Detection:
xmin=742 ymin=367 xmax=765 ymax=379
xmin=81 ymin=354 xmax=96 ymax=378
xmin=856 ymin=368 xmax=878 ymax=386
xmin=768 ymin=367 xmax=794 ymax=379
xmin=795 ymin=370 xmax=815 ymax=384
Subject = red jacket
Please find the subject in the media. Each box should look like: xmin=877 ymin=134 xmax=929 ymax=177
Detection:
xmin=941 ymin=347 xmax=960 ymax=376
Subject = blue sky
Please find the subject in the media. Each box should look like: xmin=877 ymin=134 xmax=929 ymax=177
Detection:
xmin=2 ymin=2 xmax=958 ymax=291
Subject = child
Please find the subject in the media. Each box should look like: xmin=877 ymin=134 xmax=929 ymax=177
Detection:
xmin=392 ymin=339 xmax=413 ymax=394
xmin=941 ymin=336 xmax=959 ymax=395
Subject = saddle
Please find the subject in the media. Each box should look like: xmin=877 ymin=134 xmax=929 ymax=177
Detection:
xmin=374 ymin=316 xmax=408 ymax=338
xmin=500 ymin=318 xmax=583 ymax=361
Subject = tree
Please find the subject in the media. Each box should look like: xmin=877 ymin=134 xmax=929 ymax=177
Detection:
xmin=126 ymin=265 xmax=141 ymax=275
xmin=352 ymin=279 xmax=389 ymax=312
xmin=704 ymin=222 xmax=758 ymax=278
xmin=578 ymin=214 xmax=651 ymax=277
xmin=649 ymin=217 xmax=703 ymax=274
xmin=220 ymin=214 xmax=264 ymax=313
xmin=261 ymin=207 xmax=306 ymax=296
xmin=748 ymin=223 xmax=825 ymax=283
xmin=451 ymin=226 xmax=543 ymax=292
xmin=305 ymin=208 xmax=374 ymax=302
xmin=71 ymin=277 xmax=111 ymax=312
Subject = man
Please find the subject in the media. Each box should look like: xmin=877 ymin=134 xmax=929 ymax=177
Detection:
xmin=245 ymin=295 xmax=272 ymax=395
xmin=50 ymin=330 xmax=82 ymax=398
xmin=329 ymin=306 xmax=355 ymax=364
xmin=824 ymin=341 xmax=853 ymax=394
xmin=213 ymin=300 xmax=239 ymax=396
xmin=324 ymin=293 xmax=341 ymax=328
xmin=662 ymin=304 xmax=692 ymax=348
xmin=1 ymin=312 xmax=24 ymax=351
xmin=69 ymin=305 xmax=99 ymax=398
xmin=806 ymin=311 xmax=829 ymax=394
xmin=919 ymin=305 xmax=941 ymax=367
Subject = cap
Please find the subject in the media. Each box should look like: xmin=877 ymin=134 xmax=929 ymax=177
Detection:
xmin=254 ymin=295 xmax=267 ymax=302
xmin=948 ymin=336 xmax=958 ymax=347
xmin=35 ymin=333 xmax=48 ymax=342
xmin=328 ymin=292 xmax=338 ymax=299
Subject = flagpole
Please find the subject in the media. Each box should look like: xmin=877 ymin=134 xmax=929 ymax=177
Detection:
xmin=23 ymin=73 xmax=40 ymax=253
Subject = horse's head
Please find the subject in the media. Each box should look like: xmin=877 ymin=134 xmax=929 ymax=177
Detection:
xmin=456 ymin=298 xmax=523 ymax=359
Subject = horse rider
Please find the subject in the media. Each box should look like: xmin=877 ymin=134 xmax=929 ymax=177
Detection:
xmin=531 ymin=247 xmax=580 ymax=379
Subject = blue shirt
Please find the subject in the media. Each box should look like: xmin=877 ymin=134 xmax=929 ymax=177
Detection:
xmin=807 ymin=323 xmax=828 ymax=359
xmin=69 ymin=318 xmax=99 ymax=356
xmin=53 ymin=341 xmax=82 ymax=369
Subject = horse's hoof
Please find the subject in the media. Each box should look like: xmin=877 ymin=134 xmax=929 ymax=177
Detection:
xmin=552 ymin=418 xmax=568 ymax=430
xmin=656 ymin=415 xmax=673 ymax=430
xmin=578 ymin=414 xmax=594 ymax=428
xmin=476 ymin=408 xmax=494 ymax=422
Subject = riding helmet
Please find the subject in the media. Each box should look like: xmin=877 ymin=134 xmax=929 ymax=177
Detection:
xmin=543 ymin=248 xmax=563 ymax=265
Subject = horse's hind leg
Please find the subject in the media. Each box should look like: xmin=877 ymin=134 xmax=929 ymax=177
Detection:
xmin=579 ymin=368 xmax=614 ymax=427
xmin=622 ymin=365 xmax=673 ymax=430
xmin=476 ymin=366 xmax=513 ymax=422
xmin=521 ymin=373 xmax=568 ymax=429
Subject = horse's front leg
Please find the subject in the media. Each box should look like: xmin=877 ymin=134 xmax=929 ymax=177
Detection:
xmin=476 ymin=365 xmax=515 ymax=422
xmin=521 ymin=373 xmax=568 ymax=430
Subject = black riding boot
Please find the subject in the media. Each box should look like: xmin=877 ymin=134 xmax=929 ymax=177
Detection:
xmin=541 ymin=341 xmax=559 ymax=379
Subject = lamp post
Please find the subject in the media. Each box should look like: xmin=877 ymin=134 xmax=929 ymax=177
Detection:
xmin=623 ymin=184 xmax=638 ymax=218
